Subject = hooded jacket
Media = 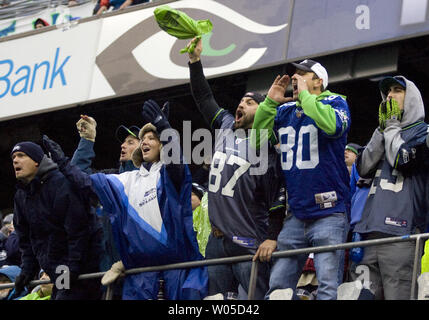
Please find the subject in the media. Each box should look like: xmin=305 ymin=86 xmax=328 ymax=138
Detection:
xmin=47 ymin=135 xmax=208 ymax=300
xmin=355 ymin=76 xmax=429 ymax=236
xmin=13 ymin=156 xmax=102 ymax=280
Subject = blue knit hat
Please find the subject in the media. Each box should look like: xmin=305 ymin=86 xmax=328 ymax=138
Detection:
xmin=11 ymin=141 xmax=44 ymax=164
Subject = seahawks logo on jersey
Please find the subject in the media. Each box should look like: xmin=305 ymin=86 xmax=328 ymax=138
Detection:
xmin=295 ymin=109 xmax=304 ymax=118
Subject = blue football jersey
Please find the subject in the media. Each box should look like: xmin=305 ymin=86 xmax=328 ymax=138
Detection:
xmin=274 ymin=93 xmax=351 ymax=219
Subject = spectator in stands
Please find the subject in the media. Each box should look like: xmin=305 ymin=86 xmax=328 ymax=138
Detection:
xmin=350 ymin=76 xmax=429 ymax=300
xmin=0 ymin=265 xmax=27 ymax=300
xmin=96 ymin=0 xmax=148 ymax=15
xmin=345 ymin=143 xmax=360 ymax=175
xmin=33 ymin=18 xmax=49 ymax=29
xmin=70 ymin=116 xmax=140 ymax=298
xmin=20 ymin=270 xmax=53 ymax=300
xmin=0 ymin=214 xmax=14 ymax=268
xmin=71 ymin=115 xmax=140 ymax=174
xmin=2 ymin=213 xmax=13 ymax=228
xmin=11 ymin=141 xmax=103 ymax=300
xmin=42 ymin=99 xmax=207 ymax=300
xmin=251 ymin=60 xmax=351 ymax=300
xmin=68 ymin=0 xmax=79 ymax=6
xmin=4 ymin=229 xmax=20 ymax=267
xmin=187 ymin=37 xmax=286 ymax=300
xmin=191 ymin=182 xmax=210 ymax=256
xmin=346 ymin=142 xmax=371 ymax=231
xmin=0 ymin=214 xmax=13 ymax=241
xmin=343 ymin=142 xmax=368 ymax=284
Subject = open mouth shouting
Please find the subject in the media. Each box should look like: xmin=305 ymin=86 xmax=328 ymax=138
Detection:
xmin=292 ymin=81 xmax=298 ymax=97
xmin=14 ymin=165 xmax=22 ymax=176
xmin=235 ymin=109 xmax=244 ymax=124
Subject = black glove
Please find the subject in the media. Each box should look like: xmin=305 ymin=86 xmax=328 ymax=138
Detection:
xmin=141 ymin=100 xmax=171 ymax=132
xmin=42 ymin=135 xmax=67 ymax=167
xmin=13 ymin=272 xmax=33 ymax=297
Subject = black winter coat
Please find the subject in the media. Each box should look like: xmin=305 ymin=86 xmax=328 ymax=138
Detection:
xmin=13 ymin=156 xmax=103 ymax=280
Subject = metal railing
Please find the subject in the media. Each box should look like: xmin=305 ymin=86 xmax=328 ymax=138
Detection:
xmin=1 ymin=232 xmax=428 ymax=300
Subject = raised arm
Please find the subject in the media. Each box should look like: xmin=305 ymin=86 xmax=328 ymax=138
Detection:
xmin=187 ymin=37 xmax=225 ymax=129
xmin=70 ymin=115 xmax=97 ymax=174
xmin=141 ymin=100 xmax=185 ymax=195
xmin=43 ymin=135 xmax=98 ymax=204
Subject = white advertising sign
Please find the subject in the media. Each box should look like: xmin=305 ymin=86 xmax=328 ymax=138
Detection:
xmin=0 ymin=19 xmax=101 ymax=121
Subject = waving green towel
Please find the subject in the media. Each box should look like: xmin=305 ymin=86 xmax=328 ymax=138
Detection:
xmin=154 ymin=5 xmax=213 ymax=53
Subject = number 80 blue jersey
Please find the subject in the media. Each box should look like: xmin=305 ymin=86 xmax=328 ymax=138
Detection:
xmin=274 ymin=92 xmax=351 ymax=219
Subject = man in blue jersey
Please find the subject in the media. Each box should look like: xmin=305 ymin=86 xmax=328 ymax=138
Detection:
xmin=186 ymin=37 xmax=286 ymax=300
xmin=252 ymin=59 xmax=351 ymax=300
xmin=350 ymin=76 xmax=429 ymax=300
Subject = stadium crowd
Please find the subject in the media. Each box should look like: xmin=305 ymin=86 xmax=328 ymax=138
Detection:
xmin=1 ymin=28 xmax=429 ymax=301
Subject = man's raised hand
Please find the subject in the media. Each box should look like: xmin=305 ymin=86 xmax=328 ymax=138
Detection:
xmin=267 ymin=75 xmax=293 ymax=104
xmin=187 ymin=37 xmax=202 ymax=63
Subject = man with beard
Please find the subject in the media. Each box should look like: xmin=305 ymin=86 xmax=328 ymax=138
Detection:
xmin=186 ymin=37 xmax=286 ymax=299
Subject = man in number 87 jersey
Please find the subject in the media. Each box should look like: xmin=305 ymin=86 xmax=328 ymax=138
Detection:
xmin=187 ymin=37 xmax=286 ymax=299
xmin=252 ymin=60 xmax=351 ymax=299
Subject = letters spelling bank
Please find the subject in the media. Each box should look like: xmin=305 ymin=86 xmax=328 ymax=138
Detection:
xmin=0 ymin=47 xmax=70 ymax=98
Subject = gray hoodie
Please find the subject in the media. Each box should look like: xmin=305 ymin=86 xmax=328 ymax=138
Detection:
xmin=355 ymin=76 xmax=429 ymax=236
xmin=358 ymin=76 xmax=426 ymax=177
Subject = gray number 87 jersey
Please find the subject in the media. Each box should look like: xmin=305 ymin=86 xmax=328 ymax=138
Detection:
xmin=208 ymin=111 xmax=285 ymax=249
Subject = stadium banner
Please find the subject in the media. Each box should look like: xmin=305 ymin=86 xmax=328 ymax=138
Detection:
xmin=0 ymin=19 xmax=101 ymax=121
xmin=287 ymin=0 xmax=429 ymax=60
xmin=89 ymin=0 xmax=291 ymax=100
xmin=0 ymin=3 xmax=94 ymax=38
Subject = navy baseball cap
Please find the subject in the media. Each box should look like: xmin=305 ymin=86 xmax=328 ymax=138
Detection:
xmin=115 ymin=125 xmax=140 ymax=144
xmin=379 ymin=76 xmax=406 ymax=95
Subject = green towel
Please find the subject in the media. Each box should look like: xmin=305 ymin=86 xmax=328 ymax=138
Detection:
xmin=422 ymin=240 xmax=429 ymax=274
xmin=192 ymin=193 xmax=211 ymax=256
xmin=154 ymin=5 xmax=213 ymax=53
xmin=20 ymin=291 xmax=51 ymax=300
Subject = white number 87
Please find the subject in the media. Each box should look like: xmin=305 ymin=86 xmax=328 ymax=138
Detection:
xmin=208 ymin=151 xmax=251 ymax=197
